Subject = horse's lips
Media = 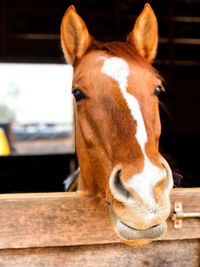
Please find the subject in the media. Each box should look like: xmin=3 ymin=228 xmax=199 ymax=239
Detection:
xmin=108 ymin=205 xmax=167 ymax=240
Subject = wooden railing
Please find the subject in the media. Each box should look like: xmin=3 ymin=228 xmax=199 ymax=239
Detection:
xmin=0 ymin=188 xmax=199 ymax=266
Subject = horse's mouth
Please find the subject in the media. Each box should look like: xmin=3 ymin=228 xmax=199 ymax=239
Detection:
xmin=108 ymin=205 xmax=167 ymax=241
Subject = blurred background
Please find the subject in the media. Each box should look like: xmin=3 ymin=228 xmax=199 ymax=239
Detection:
xmin=0 ymin=0 xmax=199 ymax=192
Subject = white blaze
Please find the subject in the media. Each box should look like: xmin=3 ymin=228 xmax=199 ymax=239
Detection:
xmin=102 ymin=57 xmax=166 ymax=207
xmin=102 ymin=57 xmax=147 ymax=150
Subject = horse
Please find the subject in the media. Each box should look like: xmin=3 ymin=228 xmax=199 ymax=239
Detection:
xmin=61 ymin=3 xmax=173 ymax=247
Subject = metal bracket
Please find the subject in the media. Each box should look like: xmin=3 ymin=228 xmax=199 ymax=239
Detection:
xmin=172 ymin=201 xmax=200 ymax=228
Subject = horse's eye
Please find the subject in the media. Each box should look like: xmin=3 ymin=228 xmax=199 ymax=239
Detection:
xmin=72 ymin=88 xmax=86 ymax=102
xmin=154 ymin=85 xmax=162 ymax=96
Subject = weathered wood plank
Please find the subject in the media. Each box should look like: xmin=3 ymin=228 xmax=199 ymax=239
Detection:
xmin=0 ymin=188 xmax=199 ymax=249
xmin=0 ymin=240 xmax=199 ymax=267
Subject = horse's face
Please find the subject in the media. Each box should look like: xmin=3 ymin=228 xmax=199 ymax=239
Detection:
xmin=61 ymin=4 xmax=173 ymax=246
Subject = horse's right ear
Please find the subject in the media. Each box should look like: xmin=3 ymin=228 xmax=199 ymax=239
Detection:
xmin=127 ymin=4 xmax=158 ymax=63
xmin=61 ymin=6 xmax=93 ymax=65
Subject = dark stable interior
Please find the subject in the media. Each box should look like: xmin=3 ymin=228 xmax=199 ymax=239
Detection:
xmin=0 ymin=0 xmax=199 ymax=193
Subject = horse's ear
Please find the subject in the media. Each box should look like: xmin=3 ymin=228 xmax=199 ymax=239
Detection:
xmin=127 ymin=3 xmax=158 ymax=63
xmin=61 ymin=5 xmax=93 ymax=65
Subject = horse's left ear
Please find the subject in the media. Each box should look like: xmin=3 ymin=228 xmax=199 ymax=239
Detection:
xmin=127 ymin=3 xmax=158 ymax=63
xmin=61 ymin=6 xmax=93 ymax=65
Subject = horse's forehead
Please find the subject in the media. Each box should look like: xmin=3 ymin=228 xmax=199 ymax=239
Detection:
xmin=81 ymin=53 xmax=131 ymax=77
xmin=75 ymin=52 xmax=159 ymax=97
xmin=74 ymin=52 xmax=106 ymax=80
xmin=101 ymin=57 xmax=130 ymax=91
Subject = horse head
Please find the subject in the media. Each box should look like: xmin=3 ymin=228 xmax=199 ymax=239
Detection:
xmin=61 ymin=4 xmax=173 ymax=247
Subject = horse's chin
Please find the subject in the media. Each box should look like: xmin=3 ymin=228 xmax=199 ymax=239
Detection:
xmin=108 ymin=205 xmax=167 ymax=247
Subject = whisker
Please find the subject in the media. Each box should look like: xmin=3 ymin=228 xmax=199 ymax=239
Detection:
xmin=82 ymin=190 xmax=107 ymax=204
xmin=159 ymin=100 xmax=173 ymax=122
xmin=172 ymin=171 xmax=183 ymax=187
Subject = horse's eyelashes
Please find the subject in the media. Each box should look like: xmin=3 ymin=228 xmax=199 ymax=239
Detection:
xmin=72 ymin=88 xmax=86 ymax=102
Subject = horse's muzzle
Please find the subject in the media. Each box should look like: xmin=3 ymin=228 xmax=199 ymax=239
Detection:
xmin=108 ymin=205 xmax=167 ymax=241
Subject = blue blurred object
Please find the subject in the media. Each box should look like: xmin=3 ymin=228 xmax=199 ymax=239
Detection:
xmin=13 ymin=123 xmax=72 ymax=141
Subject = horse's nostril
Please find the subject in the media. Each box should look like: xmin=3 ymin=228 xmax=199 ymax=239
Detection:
xmin=113 ymin=170 xmax=131 ymax=199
